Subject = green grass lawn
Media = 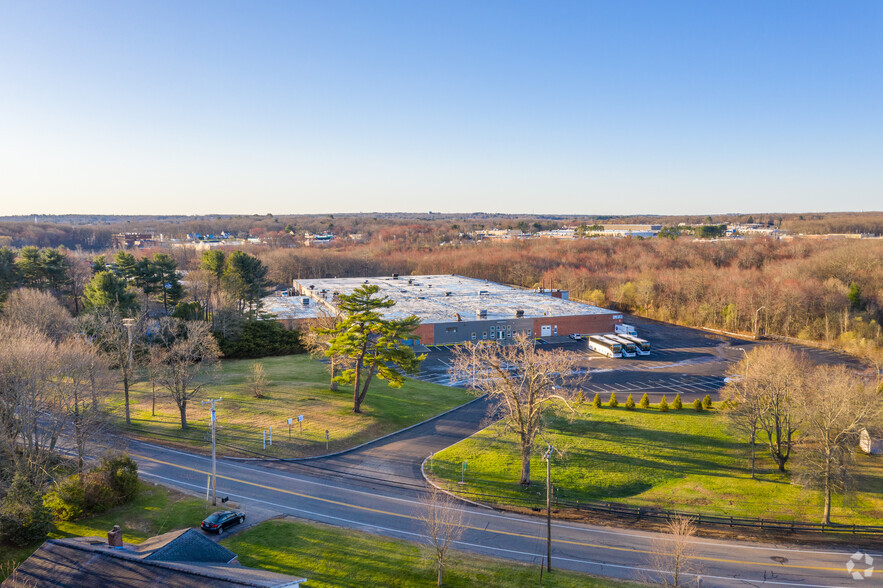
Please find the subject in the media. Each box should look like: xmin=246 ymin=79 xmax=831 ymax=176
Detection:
xmin=429 ymin=405 xmax=883 ymax=525
xmin=222 ymin=518 xmax=641 ymax=588
xmin=115 ymin=354 xmax=474 ymax=457
xmin=1 ymin=482 xmax=220 ymax=580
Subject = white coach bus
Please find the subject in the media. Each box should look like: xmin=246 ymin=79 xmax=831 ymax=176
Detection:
xmin=606 ymin=334 xmax=637 ymax=358
xmin=620 ymin=334 xmax=651 ymax=356
xmin=588 ymin=335 xmax=622 ymax=358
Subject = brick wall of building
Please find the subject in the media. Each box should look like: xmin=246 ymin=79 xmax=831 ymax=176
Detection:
xmin=532 ymin=313 xmax=621 ymax=337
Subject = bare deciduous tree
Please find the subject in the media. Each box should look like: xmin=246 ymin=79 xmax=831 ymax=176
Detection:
xmin=79 ymin=308 xmax=143 ymax=425
xmin=794 ymin=365 xmax=882 ymax=524
xmin=248 ymin=361 xmax=268 ymax=399
xmin=0 ymin=325 xmax=57 ymax=485
xmin=150 ymin=319 xmax=221 ymax=429
xmin=449 ymin=334 xmax=583 ymax=485
xmin=420 ymin=486 xmax=466 ymax=586
xmin=53 ymin=339 xmax=111 ymax=476
xmin=0 ymin=325 xmax=109 ymax=485
xmin=303 ymin=307 xmax=345 ymax=392
xmin=722 ymin=345 xmax=806 ymax=473
xmin=1 ymin=288 xmax=74 ymax=342
xmin=647 ymin=516 xmax=699 ymax=588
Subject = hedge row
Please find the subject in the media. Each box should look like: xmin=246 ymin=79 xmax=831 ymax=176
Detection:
xmin=588 ymin=393 xmax=713 ymax=412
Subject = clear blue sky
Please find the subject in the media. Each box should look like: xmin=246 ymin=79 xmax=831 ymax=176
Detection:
xmin=1 ymin=1 xmax=881 ymax=215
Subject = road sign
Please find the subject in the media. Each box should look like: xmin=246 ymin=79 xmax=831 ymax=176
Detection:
xmin=298 ymin=415 xmax=304 ymax=422
xmin=287 ymin=417 xmax=293 ymax=425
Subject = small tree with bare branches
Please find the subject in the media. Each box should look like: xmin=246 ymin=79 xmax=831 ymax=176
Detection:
xmin=449 ymin=334 xmax=584 ymax=486
xmin=648 ymin=516 xmax=700 ymax=587
xmin=420 ymin=486 xmax=466 ymax=586
xmin=248 ymin=361 xmax=268 ymax=399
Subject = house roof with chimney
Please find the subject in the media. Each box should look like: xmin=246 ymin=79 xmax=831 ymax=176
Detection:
xmin=2 ymin=529 xmax=305 ymax=588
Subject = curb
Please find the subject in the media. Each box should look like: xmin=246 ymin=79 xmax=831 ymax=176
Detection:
xmin=419 ymin=422 xmax=497 ymax=510
xmin=223 ymin=393 xmax=489 ymax=462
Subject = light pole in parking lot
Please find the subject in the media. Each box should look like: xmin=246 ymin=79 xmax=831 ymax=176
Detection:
xmin=202 ymin=397 xmax=223 ymax=505
xmin=752 ymin=306 xmax=766 ymax=339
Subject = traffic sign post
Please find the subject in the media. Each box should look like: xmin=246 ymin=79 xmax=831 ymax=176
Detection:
xmin=325 ymin=429 xmax=329 ymax=450
xmin=298 ymin=414 xmax=303 ymax=434
xmin=460 ymin=461 xmax=467 ymax=484
xmin=287 ymin=417 xmax=293 ymax=441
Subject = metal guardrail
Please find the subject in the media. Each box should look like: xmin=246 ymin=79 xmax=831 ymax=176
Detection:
xmin=444 ymin=487 xmax=883 ymax=536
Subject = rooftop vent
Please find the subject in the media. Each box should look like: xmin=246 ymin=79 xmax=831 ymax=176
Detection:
xmin=392 ymin=273 xmax=399 ymax=279
xmin=515 ymin=309 xmax=524 ymax=318
xmin=408 ymin=278 xmax=413 ymax=285
xmin=454 ymin=312 xmax=462 ymax=322
xmin=444 ymin=291 xmax=452 ymax=296
xmin=479 ymin=290 xmax=489 ymax=296
xmin=477 ymin=309 xmax=487 ymax=318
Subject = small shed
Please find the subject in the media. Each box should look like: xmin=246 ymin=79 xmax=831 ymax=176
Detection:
xmin=859 ymin=428 xmax=883 ymax=455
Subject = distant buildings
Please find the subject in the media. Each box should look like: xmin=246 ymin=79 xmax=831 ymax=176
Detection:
xmin=111 ymin=232 xmax=157 ymax=249
xmin=303 ymin=232 xmax=335 ymax=246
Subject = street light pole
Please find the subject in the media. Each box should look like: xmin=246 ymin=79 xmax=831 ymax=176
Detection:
xmin=544 ymin=444 xmax=553 ymax=572
xmin=753 ymin=306 xmax=766 ymax=339
xmin=202 ymin=397 xmax=223 ymax=505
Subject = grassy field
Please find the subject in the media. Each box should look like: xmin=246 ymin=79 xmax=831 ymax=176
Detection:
xmin=429 ymin=404 xmax=883 ymax=525
xmin=0 ymin=482 xmax=220 ymax=580
xmin=222 ymin=518 xmax=641 ymax=587
xmin=115 ymin=354 xmax=473 ymax=457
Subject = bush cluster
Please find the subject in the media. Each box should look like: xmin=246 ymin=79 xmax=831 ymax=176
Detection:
xmin=43 ymin=454 xmax=139 ymax=522
xmin=0 ymin=475 xmax=52 ymax=547
xmin=215 ymin=320 xmax=305 ymax=359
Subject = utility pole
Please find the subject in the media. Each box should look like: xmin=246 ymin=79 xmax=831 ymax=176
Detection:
xmin=544 ymin=444 xmax=553 ymax=572
xmin=202 ymin=397 xmax=223 ymax=505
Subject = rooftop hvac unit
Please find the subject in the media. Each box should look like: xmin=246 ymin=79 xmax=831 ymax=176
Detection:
xmin=479 ymin=290 xmax=488 ymax=295
xmin=476 ymin=309 xmax=487 ymax=318
xmin=444 ymin=291 xmax=452 ymax=296
xmin=515 ymin=309 xmax=524 ymax=318
xmin=302 ymin=298 xmax=310 ymax=305
xmin=392 ymin=273 xmax=399 ymax=279
xmin=408 ymin=278 xmax=413 ymax=285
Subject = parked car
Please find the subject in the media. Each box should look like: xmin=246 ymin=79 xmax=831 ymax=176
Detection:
xmin=201 ymin=510 xmax=245 ymax=534
xmin=568 ymin=333 xmax=582 ymax=341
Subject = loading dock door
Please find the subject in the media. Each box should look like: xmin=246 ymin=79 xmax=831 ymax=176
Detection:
xmin=540 ymin=325 xmax=552 ymax=337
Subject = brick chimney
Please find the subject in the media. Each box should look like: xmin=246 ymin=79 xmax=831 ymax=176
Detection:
xmin=107 ymin=525 xmax=123 ymax=547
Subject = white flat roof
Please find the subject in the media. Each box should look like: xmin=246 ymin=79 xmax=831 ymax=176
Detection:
xmin=260 ymin=294 xmax=330 ymax=321
xmin=294 ymin=275 xmax=617 ymax=323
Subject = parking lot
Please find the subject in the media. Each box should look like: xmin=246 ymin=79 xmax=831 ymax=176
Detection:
xmin=412 ymin=315 xmax=760 ymax=401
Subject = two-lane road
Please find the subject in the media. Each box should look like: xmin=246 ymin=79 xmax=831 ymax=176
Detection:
xmin=128 ymin=438 xmax=878 ymax=587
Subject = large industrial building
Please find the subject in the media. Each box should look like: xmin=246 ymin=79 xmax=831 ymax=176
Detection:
xmin=289 ymin=274 xmax=622 ymax=347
